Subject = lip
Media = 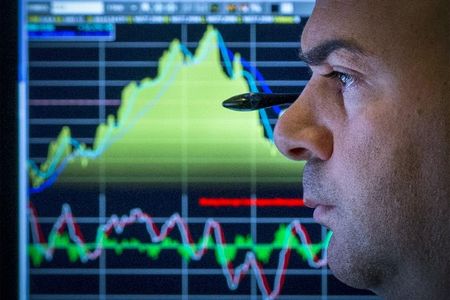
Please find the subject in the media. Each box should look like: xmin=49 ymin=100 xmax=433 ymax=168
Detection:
xmin=303 ymin=198 xmax=320 ymax=209
xmin=304 ymin=198 xmax=334 ymax=226
xmin=312 ymin=204 xmax=334 ymax=223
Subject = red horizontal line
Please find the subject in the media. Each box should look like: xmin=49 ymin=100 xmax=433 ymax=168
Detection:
xmin=199 ymin=197 xmax=304 ymax=208
xmin=29 ymin=99 xmax=121 ymax=106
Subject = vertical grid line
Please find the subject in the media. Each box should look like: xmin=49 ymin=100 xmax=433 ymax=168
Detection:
xmin=250 ymin=23 xmax=258 ymax=300
xmin=19 ymin=83 xmax=29 ymax=300
xmin=181 ymin=23 xmax=189 ymax=300
xmin=99 ymin=41 xmax=106 ymax=123
xmin=19 ymin=0 xmax=29 ymax=297
xmin=99 ymin=193 xmax=106 ymax=300
xmin=98 ymin=41 xmax=107 ymax=300
xmin=321 ymin=226 xmax=328 ymax=300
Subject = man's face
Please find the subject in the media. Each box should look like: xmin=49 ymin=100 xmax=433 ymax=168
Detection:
xmin=274 ymin=0 xmax=449 ymax=294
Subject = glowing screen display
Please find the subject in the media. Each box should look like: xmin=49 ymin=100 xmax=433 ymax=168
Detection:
xmin=20 ymin=1 xmax=379 ymax=299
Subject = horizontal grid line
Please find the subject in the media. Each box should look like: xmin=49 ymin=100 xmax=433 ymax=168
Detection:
xmin=29 ymin=119 xmax=279 ymax=125
xmin=30 ymin=268 xmax=328 ymax=276
xmin=28 ymin=160 xmax=297 ymax=166
xmin=29 ymin=80 xmax=309 ymax=86
xmin=29 ymin=138 xmax=280 ymax=144
xmin=32 ymin=217 xmax=315 ymax=224
xmin=29 ymin=99 xmax=121 ymax=106
xmin=29 ymin=61 xmax=308 ymax=68
xmin=29 ymin=41 xmax=301 ymax=48
xmin=41 ymin=177 xmax=302 ymax=183
xmin=29 ymin=137 xmax=95 ymax=144
xmin=30 ymin=295 xmax=380 ymax=300
xmin=30 ymin=119 xmax=104 ymax=125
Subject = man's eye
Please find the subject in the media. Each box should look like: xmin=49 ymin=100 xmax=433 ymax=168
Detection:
xmin=324 ymin=71 xmax=356 ymax=89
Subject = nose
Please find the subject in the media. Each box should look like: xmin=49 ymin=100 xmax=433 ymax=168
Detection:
xmin=274 ymin=83 xmax=333 ymax=161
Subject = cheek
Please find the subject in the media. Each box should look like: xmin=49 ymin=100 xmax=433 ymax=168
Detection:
xmin=330 ymin=117 xmax=385 ymax=201
xmin=329 ymin=111 xmax=385 ymax=201
xmin=329 ymin=103 xmax=423 ymax=232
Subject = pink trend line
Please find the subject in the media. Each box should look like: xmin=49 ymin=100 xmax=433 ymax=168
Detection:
xmin=28 ymin=202 xmax=327 ymax=299
xmin=29 ymin=99 xmax=121 ymax=106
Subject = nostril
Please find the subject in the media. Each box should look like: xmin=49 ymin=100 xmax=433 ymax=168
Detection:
xmin=288 ymin=148 xmax=310 ymax=160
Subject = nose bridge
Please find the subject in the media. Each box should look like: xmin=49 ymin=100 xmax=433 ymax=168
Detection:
xmin=274 ymin=79 xmax=333 ymax=161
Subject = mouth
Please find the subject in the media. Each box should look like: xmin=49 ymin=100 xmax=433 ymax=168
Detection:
xmin=312 ymin=205 xmax=334 ymax=224
xmin=303 ymin=198 xmax=334 ymax=227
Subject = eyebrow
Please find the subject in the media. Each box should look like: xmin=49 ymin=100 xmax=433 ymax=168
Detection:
xmin=299 ymin=39 xmax=366 ymax=66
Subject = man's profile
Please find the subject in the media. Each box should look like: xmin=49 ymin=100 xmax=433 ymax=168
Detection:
xmin=274 ymin=0 xmax=449 ymax=299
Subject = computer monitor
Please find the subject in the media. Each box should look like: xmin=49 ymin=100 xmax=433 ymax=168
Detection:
xmin=19 ymin=0 xmax=378 ymax=298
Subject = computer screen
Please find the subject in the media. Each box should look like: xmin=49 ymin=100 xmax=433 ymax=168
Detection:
xmin=19 ymin=1 xmax=378 ymax=299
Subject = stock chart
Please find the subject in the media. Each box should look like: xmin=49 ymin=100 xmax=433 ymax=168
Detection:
xmin=24 ymin=2 xmax=378 ymax=299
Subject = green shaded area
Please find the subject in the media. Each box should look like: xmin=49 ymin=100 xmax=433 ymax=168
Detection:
xmin=28 ymin=26 xmax=303 ymax=188
xmin=29 ymin=225 xmax=331 ymax=267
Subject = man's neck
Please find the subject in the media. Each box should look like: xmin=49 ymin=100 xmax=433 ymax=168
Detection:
xmin=376 ymin=260 xmax=450 ymax=300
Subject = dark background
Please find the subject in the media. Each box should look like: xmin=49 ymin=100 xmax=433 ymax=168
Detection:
xmin=1 ymin=0 xmax=18 ymax=299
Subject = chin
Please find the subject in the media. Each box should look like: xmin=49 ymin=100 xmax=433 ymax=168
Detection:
xmin=326 ymin=233 xmax=385 ymax=291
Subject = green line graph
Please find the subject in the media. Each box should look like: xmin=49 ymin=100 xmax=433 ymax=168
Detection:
xmin=29 ymin=224 xmax=327 ymax=267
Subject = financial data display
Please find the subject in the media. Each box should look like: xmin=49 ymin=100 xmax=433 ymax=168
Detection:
xmin=20 ymin=1 xmax=379 ymax=299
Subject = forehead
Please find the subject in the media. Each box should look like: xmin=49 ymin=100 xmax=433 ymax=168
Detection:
xmin=301 ymin=0 xmax=412 ymax=56
xmin=300 ymin=0 xmax=449 ymax=78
